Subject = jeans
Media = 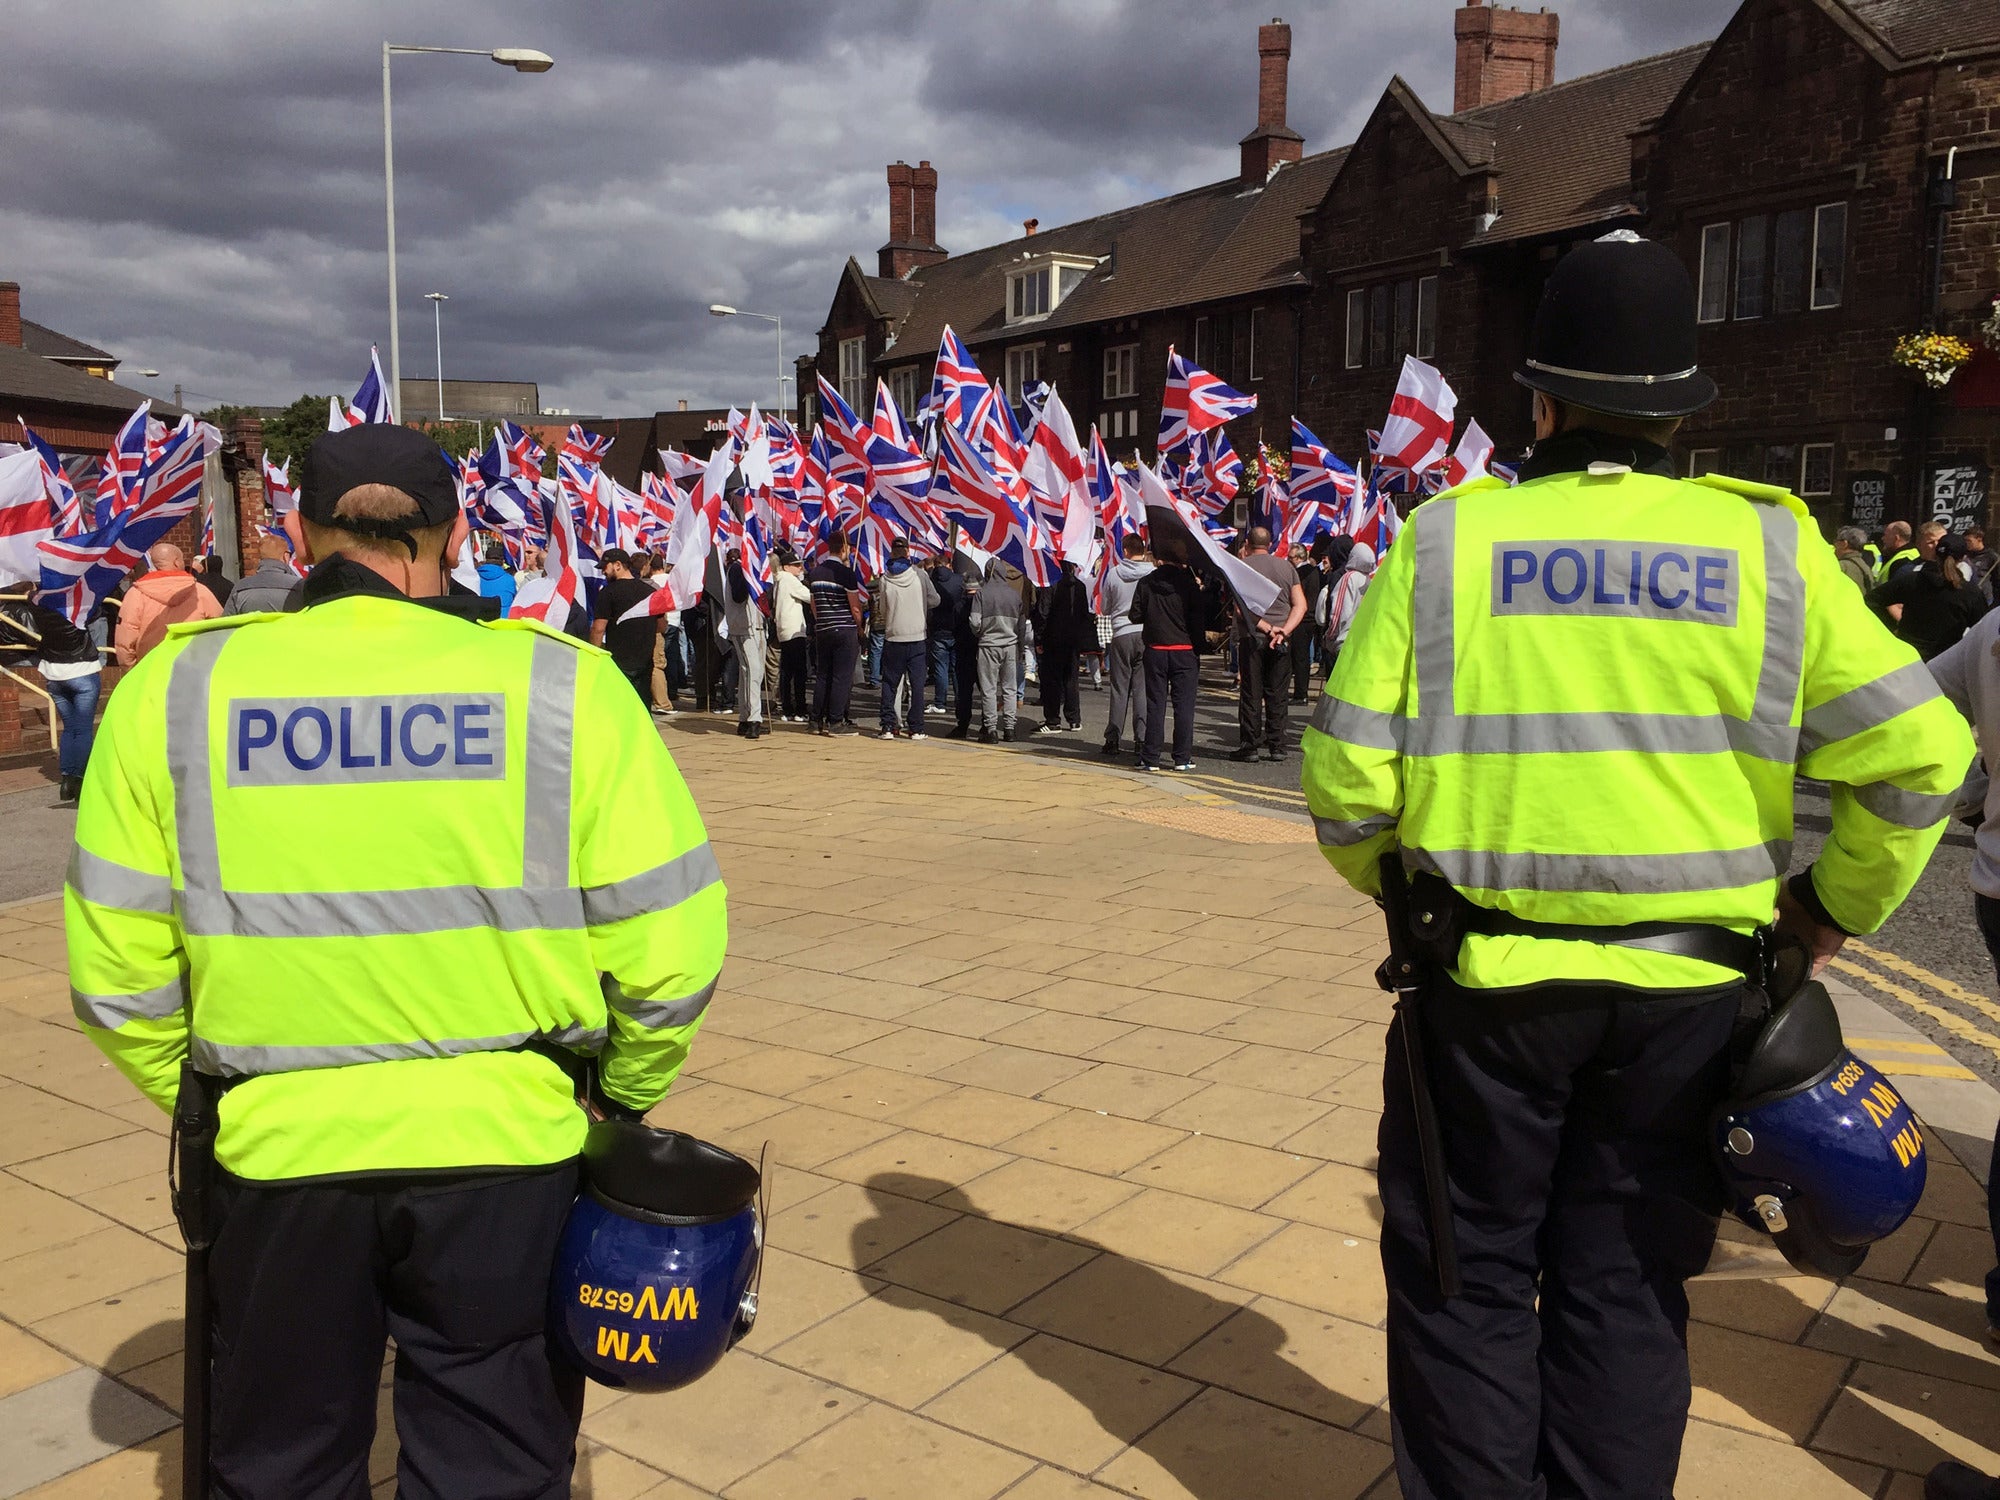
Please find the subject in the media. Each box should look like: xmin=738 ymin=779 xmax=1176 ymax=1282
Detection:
xmin=976 ymin=639 xmax=1019 ymax=732
xmin=866 ymin=630 xmax=884 ymax=686
xmin=880 ymin=639 xmax=928 ymax=733
xmin=813 ymin=629 xmax=859 ymax=725
xmin=662 ymin=625 xmax=689 ymax=699
xmin=733 ymin=626 xmax=767 ymax=723
xmin=1142 ymin=648 xmax=1199 ymax=765
xmin=1236 ymin=636 xmax=1294 ymax=752
xmin=45 ymin=671 xmax=101 ymax=779
xmin=779 ymin=637 xmax=811 ymax=719
xmin=1106 ymin=634 xmax=1147 ymax=745
xmin=953 ymin=630 xmax=978 ymax=732
xmin=927 ymin=635 xmax=954 ymax=710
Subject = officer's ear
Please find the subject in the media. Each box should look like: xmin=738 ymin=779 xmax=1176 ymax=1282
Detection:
xmin=1532 ymin=392 xmax=1562 ymax=443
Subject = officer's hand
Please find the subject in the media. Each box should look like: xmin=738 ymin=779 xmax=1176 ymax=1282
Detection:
xmin=1774 ymin=886 xmax=1846 ymax=977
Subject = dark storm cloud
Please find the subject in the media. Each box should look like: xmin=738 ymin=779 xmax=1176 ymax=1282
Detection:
xmin=3 ymin=0 xmax=1738 ymax=418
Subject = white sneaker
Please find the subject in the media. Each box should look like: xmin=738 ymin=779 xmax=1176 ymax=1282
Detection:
xmin=878 ymin=728 xmax=896 ymax=740
xmin=909 ymin=732 xmax=928 ymax=741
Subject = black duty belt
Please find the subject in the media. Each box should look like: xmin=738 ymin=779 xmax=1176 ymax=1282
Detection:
xmin=1462 ymin=906 xmax=1766 ymax=978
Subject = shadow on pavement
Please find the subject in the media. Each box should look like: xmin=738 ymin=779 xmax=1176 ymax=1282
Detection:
xmin=854 ymin=1172 xmax=1389 ymax=1500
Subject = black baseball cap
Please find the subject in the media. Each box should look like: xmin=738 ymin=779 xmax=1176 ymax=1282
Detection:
xmin=299 ymin=425 xmax=461 ymax=555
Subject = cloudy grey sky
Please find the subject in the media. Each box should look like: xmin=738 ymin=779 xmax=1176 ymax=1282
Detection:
xmin=4 ymin=0 xmax=1739 ymax=419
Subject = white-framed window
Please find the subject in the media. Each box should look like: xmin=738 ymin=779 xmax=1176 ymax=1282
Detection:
xmin=1800 ymin=442 xmax=1835 ymax=496
xmin=1345 ymin=289 xmax=1365 ymax=370
xmin=1098 ymin=409 xmax=1140 ymax=440
xmin=838 ymin=337 xmax=867 ymax=413
xmin=1810 ymin=202 xmax=1847 ymax=310
xmin=1248 ymin=307 xmax=1266 ymax=381
xmin=1103 ymin=344 xmax=1137 ymax=400
xmin=1686 ymin=448 xmax=1720 ymax=477
xmin=1008 ymin=267 xmax=1050 ymax=322
xmin=888 ymin=365 xmax=920 ymax=416
xmin=1415 ymin=276 xmax=1439 ymax=359
xmin=1004 ymin=344 xmax=1043 ymax=400
xmin=1697 ymin=223 xmax=1731 ymax=324
xmin=800 ymin=390 xmax=818 ymax=432
xmin=1763 ymin=443 xmax=1799 ymax=489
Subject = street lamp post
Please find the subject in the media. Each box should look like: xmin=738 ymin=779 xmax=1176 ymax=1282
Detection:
xmin=425 ymin=293 xmax=449 ymax=420
xmin=708 ymin=304 xmax=786 ymax=421
xmin=382 ymin=43 xmax=551 ymax=423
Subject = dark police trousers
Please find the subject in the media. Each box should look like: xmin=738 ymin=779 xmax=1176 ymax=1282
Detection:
xmin=207 ymin=1162 xmax=584 ymax=1500
xmin=1379 ymin=979 xmax=1739 ymax=1500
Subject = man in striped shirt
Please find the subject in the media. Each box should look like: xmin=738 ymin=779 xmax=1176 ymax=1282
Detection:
xmin=806 ymin=529 xmax=865 ymax=735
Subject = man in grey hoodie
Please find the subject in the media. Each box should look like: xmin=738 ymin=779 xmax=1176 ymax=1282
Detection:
xmin=1097 ymin=534 xmax=1152 ymax=757
xmin=225 ymin=534 xmax=304 ymax=615
xmin=970 ymin=555 xmax=1031 ymax=743
xmin=870 ymin=536 xmax=940 ymax=738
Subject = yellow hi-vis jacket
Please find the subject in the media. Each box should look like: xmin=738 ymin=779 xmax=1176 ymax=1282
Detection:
xmin=1301 ymin=470 xmax=1974 ymax=992
xmin=65 ymin=590 xmax=726 ymax=1180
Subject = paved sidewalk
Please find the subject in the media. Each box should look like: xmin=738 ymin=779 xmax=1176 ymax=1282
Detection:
xmin=2 ymin=721 xmax=1999 ymax=1497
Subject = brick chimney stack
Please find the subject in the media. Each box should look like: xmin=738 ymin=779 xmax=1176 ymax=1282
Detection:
xmin=0 ymin=283 xmax=20 ymax=348
xmin=1239 ymin=19 xmax=1305 ymax=187
xmin=1454 ymin=0 xmax=1559 ymax=112
xmin=878 ymin=160 xmax=949 ymax=280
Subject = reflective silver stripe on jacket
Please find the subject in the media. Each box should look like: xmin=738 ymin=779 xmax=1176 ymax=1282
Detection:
xmin=1799 ymin=661 xmax=1944 ymax=758
xmin=1314 ymin=814 xmax=1398 ymax=848
xmin=1315 ymin=498 xmax=1807 ymax=765
xmin=602 ymin=974 xmax=717 ymax=1031
xmin=72 ymin=977 xmax=187 ymax=1029
xmin=1406 ymin=840 xmax=1791 ymax=896
xmin=189 ymin=1024 xmax=609 ymax=1078
xmin=66 ymin=846 xmax=174 ymax=915
xmin=163 ymin=627 xmax=717 ymax=937
xmin=1851 ymin=780 xmax=1954 ymax=830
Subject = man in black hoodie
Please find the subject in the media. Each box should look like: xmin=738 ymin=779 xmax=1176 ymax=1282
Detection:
xmin=1035 ymin=559 xmax=1091 ymax=734
xmin=1129 ymin=534 xmax=1205 ymax=771
xmin=927 ymin=557 xmax=967 ymax=721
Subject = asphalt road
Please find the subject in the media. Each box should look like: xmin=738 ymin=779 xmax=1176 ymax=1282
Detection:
xmin=888 ymin=652 xmax=2000 ymax=1089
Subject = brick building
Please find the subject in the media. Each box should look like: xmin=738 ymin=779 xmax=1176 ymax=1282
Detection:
xmin=809 ymin=0 xmax=2000 ymax=534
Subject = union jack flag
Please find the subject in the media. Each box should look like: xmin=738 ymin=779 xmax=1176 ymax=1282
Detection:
xmin=1088 ymin=425 xmax=1138 ymax=544
xmin=933 ymin=418 xmax=1048 ymax=585
xmin=871 ymin=379 xmax=917 ymax=452
xmin=863 ymin=422 xmax=943 ymax=546
xmin=815 ymin=375 xmax=872 ymax=492
xmin=1289 ymin=418 xmax=1360 ymax=512
xmin=261 ymin=453 xmax=297 ymax=516
xmin=1348 ymin=471 xmax=1404 ymax=556
xmin=561 ymin=423 xmax=612 ymax=468
xmin=511 ymin=488 xmax=581 ymax=626
xmin=37 ymin=419 xmax=205 ymax=624
xmin=19 ymin=425 xmax=80 ymax=536
xmin=329 ymin=347 xmax=393 ymax=429
xmin=928 ymin=326 xmax=990 ymax=428
xmin=851 ymin=506 xmax=895 ymax=580
xmin=196 ymin=503 xmax=215 ymax=560
xmin=96 ymin=405 xmax=150 ymax=527
xmin=1022 ymin=387 xmax=1085 ymax=543
xmin=1253 ymin=446 xmax=1289 ymax=539
xmin=1157 ymin=346 xmax=1255 ymax=456
xmin=1178 ymin=428 xmax=1242 ymax=519
xmin=261 ymin=524 xmax=307 ymax=578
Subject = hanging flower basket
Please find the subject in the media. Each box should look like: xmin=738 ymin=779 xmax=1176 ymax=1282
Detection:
xmin=1981 ymin=295 xmax=2000 ymax=353
xmin=1892 ymin=331 xmax=1975 ymax=389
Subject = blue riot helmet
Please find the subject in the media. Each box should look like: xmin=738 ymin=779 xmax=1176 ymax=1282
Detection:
xmin=1714 ymin=980 xmax=1926 ymax=1279
xmin=551 ymin=1121 xmax=763 ymax=1391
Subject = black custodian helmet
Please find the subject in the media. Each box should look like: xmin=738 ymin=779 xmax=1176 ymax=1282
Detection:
xmin=1515 ymin=231 xmax=1719 ymax=419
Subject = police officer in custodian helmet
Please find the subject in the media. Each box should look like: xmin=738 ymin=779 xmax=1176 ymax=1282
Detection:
xmin=64 ymin=423 xmax=726 ymax=1498
xmin=1300 ymin=232 xmax=1972 ymax=1498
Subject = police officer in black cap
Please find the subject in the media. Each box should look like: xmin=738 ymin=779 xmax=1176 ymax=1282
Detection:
xmin=1300 ymin=231 xmax=1968 ymax=1497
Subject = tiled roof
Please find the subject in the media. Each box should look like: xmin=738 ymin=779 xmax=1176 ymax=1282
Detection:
xmin=1455 ymin=43 xmax=1707 ymax=246
xmin=0 ymin=340 xmax=175 ymax=417
xmin=878 ymin=150 xmax=1347 ymax=364
xmin=19 ymin=320 xmax=117 ymax=365
xmin=1844 ymin=0 xmax=2000 ymax=59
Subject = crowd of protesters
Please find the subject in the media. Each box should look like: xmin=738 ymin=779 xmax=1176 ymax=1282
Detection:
xmin=564 ymin=522 xmax=1375 ymax=774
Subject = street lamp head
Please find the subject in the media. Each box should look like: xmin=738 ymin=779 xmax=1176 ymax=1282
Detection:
xmin=491 ymin=48 xmax=554 ymax=72
xmin=709 ymin=304 xmax=738 ymax=318
xmin=139 ymin=369 xmax=161 ymax=378
xmin=426 ymin=292 xmax=449 ymax=302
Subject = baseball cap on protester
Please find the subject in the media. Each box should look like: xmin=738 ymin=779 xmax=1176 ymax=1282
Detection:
xmin=1514 ymin=230 xmax=1719 ymax=420
xmin=299 ymin=424 xmax=461 ymax=558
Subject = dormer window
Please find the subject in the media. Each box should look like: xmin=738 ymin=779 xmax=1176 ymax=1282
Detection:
xmin=1005 ymin=254 xmax=1097 ymax=325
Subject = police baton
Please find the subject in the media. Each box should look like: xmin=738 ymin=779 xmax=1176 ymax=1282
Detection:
xmin=170 ymin=1061 xmax=222 ymax=1500
xmin=1375 ymin=854 xmax=1462 ymax=1299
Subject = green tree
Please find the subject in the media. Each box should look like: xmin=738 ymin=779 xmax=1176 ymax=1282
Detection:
xmin=255 ymin=395 xmax=336 ymax=472
xmin=412 ymin=420 xmax=489 ymax=460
